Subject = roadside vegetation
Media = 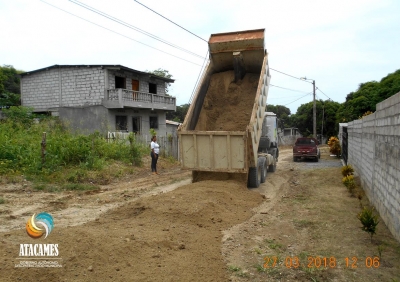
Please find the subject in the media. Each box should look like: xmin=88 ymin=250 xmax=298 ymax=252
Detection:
xmin=0 ymin=106 xmax=148 ymax=190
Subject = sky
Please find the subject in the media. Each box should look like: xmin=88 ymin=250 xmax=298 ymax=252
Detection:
xmin=0 ymin=0 xmax=399 ymax=114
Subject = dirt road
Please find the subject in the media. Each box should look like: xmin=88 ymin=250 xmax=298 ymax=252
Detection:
xmin=1 ymin=148 xmax=399 ymax=281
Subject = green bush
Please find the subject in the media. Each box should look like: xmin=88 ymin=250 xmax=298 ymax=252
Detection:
xmin=341 ymin=165 xmax=354 ymax=177
xmin=358 ymin=207 xmax=379 ymax=242
xmin=2 ymin=106 xmax=35 ymax=126
xmin=342 ymin=175 xmax=356 ymax=195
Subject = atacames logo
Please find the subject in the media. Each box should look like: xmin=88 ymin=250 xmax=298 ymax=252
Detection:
xmin=26 ymin=213 xmax=54 ymax=239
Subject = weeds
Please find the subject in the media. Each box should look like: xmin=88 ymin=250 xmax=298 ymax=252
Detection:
xmin=254 ymin=264 xmax=267 ymax=272
xmin=378 ymin=244 xmax=385 ymax=259
xmin=0 ymin=197 xmax=5 ymax=204
xmin=227 ymin=265 xmax=241 ymax=272
xmin=264 ymin=239 xmax=283 ymax=250
xmin=0 ymin=109 xmax=147 ymax=186
xmin=293 ymin=219 xmax=315 ymax=229
xmin=62 ymin=183 xmax=99 ymax=191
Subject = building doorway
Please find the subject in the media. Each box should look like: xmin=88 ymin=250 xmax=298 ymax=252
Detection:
xmin=132 ymin=79 xmax=139 ymax=101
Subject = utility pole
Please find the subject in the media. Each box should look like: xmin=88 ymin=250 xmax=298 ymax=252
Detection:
xmin=301 ymin=77 xmax=317 ymax=138
xmin=321 ymin=103 xmax=324 ymax=143
xmin=313 ymin=80 xmax=316 ymax=138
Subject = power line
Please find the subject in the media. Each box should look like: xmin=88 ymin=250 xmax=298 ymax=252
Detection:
xmin=68 ymin=0 xmax=205 ymax=60
xmin=270 ymin=84 xmax=310 ymax=94
xmin=268 ymin=94 xmax=312 ymax=100
xmin=133 ymin=0 xmax=208 ymax=43
xmin=40 ymin=0 xmax=203 ymax=67
xmin=270 ymin=68 xmax=312 ymax=83
xmin=317 ymin=88 xmax=334 ymax=101
xmin=284 ymin=92 xmax=312 ymax=106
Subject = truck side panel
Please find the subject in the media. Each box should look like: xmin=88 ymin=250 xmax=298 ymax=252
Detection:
xmin=248 ymin=56 xmax=271 ymax=168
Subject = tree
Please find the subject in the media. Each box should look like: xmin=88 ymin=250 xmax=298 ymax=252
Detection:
xmin=336 ymin=69 xmax=400 ymax=122
xmin=265 ymin=104 xmax=291 ymax=129
xmin=146 ymin=68 xmax=173 ymax=94
xmin=289 ymin=99 xmax=340 ymax=137
xmin=0 ymin=65 xmax=23 ymax=106
xmin=166 ymin=103 xmax=190 ymax=123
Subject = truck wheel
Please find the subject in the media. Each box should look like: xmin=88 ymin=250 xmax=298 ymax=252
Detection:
xmin=248 ymin=166 xmax=260 ymax=188
xmin=315 ymin=157 xmax=319 ymax=162
xmin=268 ymin=148 xmax=277 ymax=172
xmin=269 ymin=160 xmax=276 ymax=172
xmin=259 ymin=157 xmax=267 ymax=183
xmin=293 ymin=156 xmax=297 ymax=162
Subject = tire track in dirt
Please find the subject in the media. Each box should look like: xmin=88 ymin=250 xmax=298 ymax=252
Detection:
xmin=0 ymin=168 xmax=191 ymax=232
xmin=222 ymin=149 xmax=293 ymax=280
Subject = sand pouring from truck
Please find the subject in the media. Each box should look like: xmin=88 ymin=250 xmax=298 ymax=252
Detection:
xmin=178 ymin=29 xmax=278 ymax=188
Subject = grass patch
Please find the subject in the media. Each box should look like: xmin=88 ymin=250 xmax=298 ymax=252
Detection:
xmin=0 ymin=197 xmax=5 ymax=204
xmin=254 ymin=264 xmax=267 ymax=272
xmin=227 ymin=265 xmax=241 ymax=272
xmin=33 ymin=183 xmax=62 ymax=192
xmin=299 ymin=251 xmax=310 ymax=261
xmin=264 ymin=239 xmax=283 ymax=250
xmin=62 ymin=183 xmax=99 ymax=191
xmin=293 ymin=219 xmax=316 ymax=229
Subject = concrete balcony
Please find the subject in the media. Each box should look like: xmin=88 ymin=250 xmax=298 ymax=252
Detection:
xmin=102 ymin=89 xmax=176 ymax=111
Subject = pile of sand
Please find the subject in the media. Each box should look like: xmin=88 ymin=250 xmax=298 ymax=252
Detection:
xmin=195 ymin=70 xmax=259 ymax=131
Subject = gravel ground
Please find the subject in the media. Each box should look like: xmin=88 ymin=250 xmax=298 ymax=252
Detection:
xmin=294 ymin=157 xmax=342 ymax=170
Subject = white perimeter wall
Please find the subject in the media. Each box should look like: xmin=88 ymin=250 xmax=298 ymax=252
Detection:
xmin=347 ymin=91 xmax=400 ymax=242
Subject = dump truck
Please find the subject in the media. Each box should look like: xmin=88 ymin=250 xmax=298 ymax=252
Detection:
xmin=178 ymin=29 xmax=278 ymax=188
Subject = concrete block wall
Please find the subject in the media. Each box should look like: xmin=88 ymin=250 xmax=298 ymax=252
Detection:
xmin=21 ymin=69 xmax=60 ymax=111
xmin=22 ymin=66 xmax=105 ymax=111
xmin=60 ymin=67 xmax=104 ymax=107
xmin=347 ymin=91 xmax=400 ymax=242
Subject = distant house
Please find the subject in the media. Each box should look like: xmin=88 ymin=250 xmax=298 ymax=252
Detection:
xmin=165 ymin=120 xmax=181 ymax=136
xmin=278 ymin=127 xmax=302 ymax=145
xmin=20 ymin=65 xmax=176 ymax=136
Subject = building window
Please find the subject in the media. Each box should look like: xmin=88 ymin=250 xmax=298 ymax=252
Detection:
xmin=149 ymin=116 xmax=158 ymax=129
xmin=116 ymin=115 xmax=127 ymax=131
xmin=115 ymin=76 xmax=126 ymax=88
xmin=149 ymin=83 xmax=157 ymax=94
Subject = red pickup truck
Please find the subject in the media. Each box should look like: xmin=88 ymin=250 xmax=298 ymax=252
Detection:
xmin=293 ymin=137 xmax=320 ymax=162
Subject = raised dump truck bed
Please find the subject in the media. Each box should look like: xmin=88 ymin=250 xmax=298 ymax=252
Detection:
xmin=178 ymin=29 xmax=273 ymax=187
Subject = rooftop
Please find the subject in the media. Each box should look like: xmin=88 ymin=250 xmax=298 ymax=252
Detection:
xmin=20 ymin=64 xmax=175 ymax=83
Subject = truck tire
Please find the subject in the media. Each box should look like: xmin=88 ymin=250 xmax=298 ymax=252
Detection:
xmin=259 ymin=157 xmax=267 ymax=183
xmin=268 ymin=148 xmax=277 ymax=172
xmin=248 ymin=166 xmax=260 ymax=188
